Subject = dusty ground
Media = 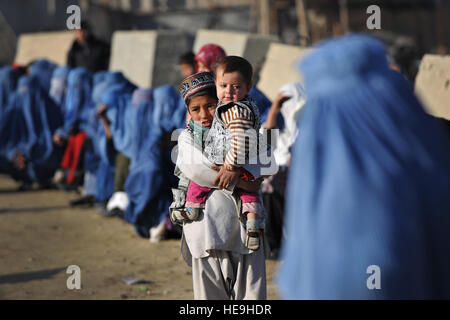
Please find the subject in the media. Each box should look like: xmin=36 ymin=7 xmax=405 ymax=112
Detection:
xmin=0 ymin=175 xmax=281 ymax=300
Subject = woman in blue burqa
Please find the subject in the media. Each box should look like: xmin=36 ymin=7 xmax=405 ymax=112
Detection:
xmin=277 ymin=34 xmax=450 ymax=299
xmin=51 ymin=67 xmax=94 ymax=190
xmin=68 ymin=70 xmax=108 ymax=207
xmin=0 ymin=74 xmax=64 ymax=190
xmin=0 ymin=65 xmax=24 ymax=173
xmin=94 ymin=72 xmax=136 ymax=216
xmin=123 ymin=85 xmax=186 ymax=239
xmin=28 ymin=58 xmax=57 ymax=93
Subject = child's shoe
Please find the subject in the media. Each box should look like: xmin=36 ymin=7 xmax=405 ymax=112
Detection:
xmin=170 ymin=207 xmax=200 ymax=225
xmin=186 ymin=207 xmax=201 ymax=220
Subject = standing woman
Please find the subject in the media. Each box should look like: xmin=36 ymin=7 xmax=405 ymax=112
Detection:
xmin=278 ymin=35 xmax=450 ymax=299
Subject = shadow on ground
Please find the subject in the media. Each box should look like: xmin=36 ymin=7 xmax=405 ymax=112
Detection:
xmin=0 ymin=267 xmax=67 ymax=284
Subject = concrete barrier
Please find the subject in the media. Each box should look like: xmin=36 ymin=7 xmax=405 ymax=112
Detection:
xmin=109 ymin=30 xmax=191 ymax=88
xmin=414 ymin=54 xmax=450 ymax=120
xmin=193 ymin=29 xmax=249 ymax=57
xmin=257 ymin=43 xmax=312 ymax=101
xmin=14 ymin=31 xmax=74 ymax=66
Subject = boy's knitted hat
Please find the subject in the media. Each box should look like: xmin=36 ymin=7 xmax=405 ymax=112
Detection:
xmin=177 ymin=71 xmax=215 ymax=103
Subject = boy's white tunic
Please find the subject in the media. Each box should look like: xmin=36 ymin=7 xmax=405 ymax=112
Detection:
xmin=176 ymin=128 xmax=277 ymax=299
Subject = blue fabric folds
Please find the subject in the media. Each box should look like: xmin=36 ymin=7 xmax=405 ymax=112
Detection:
xmin=278 ymin=34 xmax=450 ymax=299
xmin=0 ymin=66 xmax=20 ymax=118
xmin=0 ymin=74 xmax=63 ymax=183
xmin=128 ymin=88 xmax=153 ymax=169
xmin=29 ymin=59 xmax=57 ymax=93
xmin=123 ymin=85 xmax=184 ymax=238
xmin=94 ymin=72 xmax=136 ymax=202
xmin=152 ymin=85 xmax=186 ymax=132
xmin=57 ymin=67 xmax=93 ymax=138
xmin=49 ymin=66 xmax=71 ymax=106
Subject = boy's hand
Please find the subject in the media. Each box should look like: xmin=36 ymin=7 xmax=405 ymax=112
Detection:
xmin=211 ymin=165 xmax=240 ymax=190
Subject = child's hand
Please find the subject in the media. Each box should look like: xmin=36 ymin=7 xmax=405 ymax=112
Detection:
xmin=211 ymin=165 xmax=240 ymax=190
xmin=224 ymin=163 xmax=236 ymax=171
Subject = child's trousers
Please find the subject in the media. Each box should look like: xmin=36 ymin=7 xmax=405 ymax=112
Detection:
xmin=191 ymin=245 xmax=267 ymax=300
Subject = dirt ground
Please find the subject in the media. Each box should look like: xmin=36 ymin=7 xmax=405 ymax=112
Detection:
xmin=0 ymin=175 xmax=281 ymax=300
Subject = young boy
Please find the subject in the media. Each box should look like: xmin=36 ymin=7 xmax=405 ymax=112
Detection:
xmin=205 ymin=56 xmax=264 ymax=251
xmin=173 ymin=57 xmax=264 ymax=251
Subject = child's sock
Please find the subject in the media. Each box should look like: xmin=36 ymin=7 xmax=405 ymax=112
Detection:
xmin=246 ymin=219 xmax=259 ymax=232
xmin=245 ymin=218 xmax=260 ymax=251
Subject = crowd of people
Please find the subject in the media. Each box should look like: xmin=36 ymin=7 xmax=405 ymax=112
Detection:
xmin=0 ymin=24 xmax=294 ymax=256
xmin=1 ymin=23 xmax=450 ymax=299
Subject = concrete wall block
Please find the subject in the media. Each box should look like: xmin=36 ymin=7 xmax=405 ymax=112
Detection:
xmin=257 ymin=43 xmax=312 ymax=101
xmin=193 ymin=29 xmax=248 ymax=57
xmin=109 ymin=30 xmax=191 ymax=88
xmin=109 ymin=30 xmax=157 ymax=88
xmin=414 ymin=54 xmax=450 ymax=120
xmin=14 ymin=31 xmax=74 ymax=66
xmin=153 ymin=31 xmax=192 ymax=87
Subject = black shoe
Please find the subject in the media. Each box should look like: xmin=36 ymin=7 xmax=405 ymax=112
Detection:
xmin=18 ymin=182 xmax=32 ymax=191
xmin=70 ymin=195 xmax=96 ymax=207
xmin=110 ymin=208 xmax=124 ymax=218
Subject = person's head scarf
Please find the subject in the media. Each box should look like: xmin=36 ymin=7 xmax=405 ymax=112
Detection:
xmin=29 ymin=59 xmax=57 ymax=93
xmin=277 ymin=34 xmax=450 ymax=299
xmin=0 ymin=66 xmax=20 ymax=116
xmin=153 ymin=85 xmax=186 ymax=132
xmin=60 ymin=67 xmax=93 ymax=136
xmin=129 ymin=88 xmax=153 ymax=168
xmin=100 ymin=73 xmax=136 ymax=158
xmin=49 ymin=66 xmax=71 ymax=106
xmin=194 ymin=44 xmax=226 ymax=72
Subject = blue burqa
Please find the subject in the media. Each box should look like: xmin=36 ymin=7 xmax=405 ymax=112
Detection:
xmin=103 ymin=82 xmax=136 ymax=159
xmin=0 ymin=74 xmax=63 ymax=183
xmin=123 ymin=85 xmax=184 ymax=238
xmin=95 ymin=73 xmax=136 ymax=202
xmin=49 ymin=66 xmax=71 ymax=107
xmin=0 ymin=66 xmax=20 ymax=118
xmin=81 ymin=71 xmax=110 ymax=185
xmin=29 ymin=59 xmax=56 ymax=93
xmin=56 ymin=67 xmax=93 ymax=138
xmin=277 ymin=35 xmax=450 ymax=299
